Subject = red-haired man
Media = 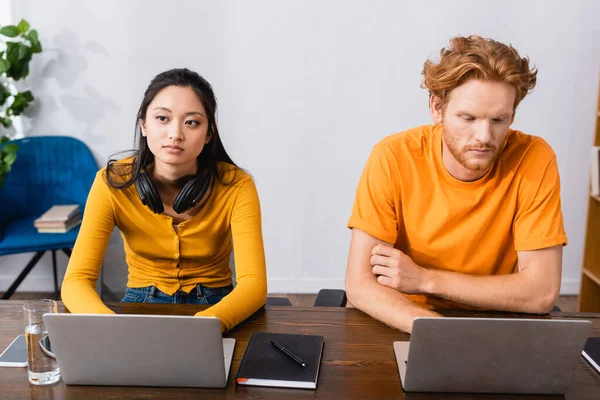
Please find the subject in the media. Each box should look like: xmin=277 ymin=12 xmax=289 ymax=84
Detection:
xmin=346 ymin=36 xmax=566 ymax=333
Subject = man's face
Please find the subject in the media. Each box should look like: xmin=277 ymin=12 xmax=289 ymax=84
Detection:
xmin=434 ymin=79 xmax=515 ymax=180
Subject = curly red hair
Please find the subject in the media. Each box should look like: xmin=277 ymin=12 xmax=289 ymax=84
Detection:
xmin=422 ymin=35 xmax=537 ymax=111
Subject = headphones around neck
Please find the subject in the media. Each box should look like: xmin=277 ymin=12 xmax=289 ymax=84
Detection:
xmin=135 ymin=171 xmax=212 ymax=215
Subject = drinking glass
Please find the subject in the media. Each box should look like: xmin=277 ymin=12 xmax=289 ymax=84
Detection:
xmin=23 ymin=299 xmax=60 ymax=385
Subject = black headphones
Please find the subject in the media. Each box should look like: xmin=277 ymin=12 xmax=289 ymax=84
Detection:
xmin=135 ymin=171 xmax=212 ymax=214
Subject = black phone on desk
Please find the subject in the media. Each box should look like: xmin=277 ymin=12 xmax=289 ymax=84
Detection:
xmin=0 ymin=334 xmax=27 ymax=367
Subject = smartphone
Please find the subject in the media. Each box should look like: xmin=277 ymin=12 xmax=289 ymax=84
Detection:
xmin=0 ymin=334 xmax=27 ymax=367
xmin=39 ymin=335 xmax=55 ymax=359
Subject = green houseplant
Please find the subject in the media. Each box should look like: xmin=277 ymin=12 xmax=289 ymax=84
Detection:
xmin=0 ymin=135 xmax=18 ymax=189
xmin=0 ymin=18 xmax=43 ymax=189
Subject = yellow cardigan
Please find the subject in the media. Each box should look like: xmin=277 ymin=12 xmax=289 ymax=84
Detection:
xmin=61 ymin=163 xmax=267 ymax=332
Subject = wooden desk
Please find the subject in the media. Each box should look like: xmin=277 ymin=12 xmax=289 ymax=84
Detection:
xmin=1 ymin=301 xmax=599 ymax=399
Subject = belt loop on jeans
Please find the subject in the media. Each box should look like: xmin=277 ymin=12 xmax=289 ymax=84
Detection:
xmin=149 ymin=286 xmax=157 ymax=298
xmin=195 ymin=283 xmax=204 ymax=299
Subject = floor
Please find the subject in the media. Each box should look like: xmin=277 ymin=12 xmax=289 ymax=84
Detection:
xmin=0 ymin=292 xmax=581 ymax=312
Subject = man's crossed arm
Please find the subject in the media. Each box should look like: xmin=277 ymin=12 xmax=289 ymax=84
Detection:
xmin=345 ymin=228 xmax=562 ymax=333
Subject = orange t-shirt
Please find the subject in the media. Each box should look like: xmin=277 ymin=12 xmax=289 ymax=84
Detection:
xmin=348 ymin=124 xmax=567 ymax=309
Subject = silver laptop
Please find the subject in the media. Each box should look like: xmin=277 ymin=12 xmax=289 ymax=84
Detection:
xmin=394 ymin=317 xmax=591 ymax=394
xmin=43 ymin=314 xmax=235 ymax=388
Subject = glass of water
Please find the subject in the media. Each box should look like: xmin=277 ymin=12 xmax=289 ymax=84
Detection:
xmin=23 ymin=299 xmax=60 ymax=385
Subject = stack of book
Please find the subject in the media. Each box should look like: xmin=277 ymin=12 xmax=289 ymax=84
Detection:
xmin=34 ymin=205 xmax=82 ymax=233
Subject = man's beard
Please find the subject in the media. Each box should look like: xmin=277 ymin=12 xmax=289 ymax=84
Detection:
xmin=443 ymin=128 xmax=498 ymax=172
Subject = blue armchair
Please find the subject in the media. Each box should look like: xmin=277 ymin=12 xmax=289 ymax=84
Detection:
xmin=0 ymin=136 xmax=98 ymax=299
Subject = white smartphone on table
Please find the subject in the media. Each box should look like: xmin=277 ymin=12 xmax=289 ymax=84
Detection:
xmin=0 ymin=334 xmax=27 ymax=367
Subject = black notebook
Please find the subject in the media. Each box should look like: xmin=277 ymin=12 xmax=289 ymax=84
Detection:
xmin=235 ymin=332 xmax=324 ymax=389
xmin=582 ymin=337 xmax=600 ymax=374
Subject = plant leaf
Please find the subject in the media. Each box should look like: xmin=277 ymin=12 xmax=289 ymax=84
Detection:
xmin=27 ymin=29 xmax=38 ymax=42
xmin=0 ymin=58 xmax=9 ymax=75
xmin=3 ymin=152 xmax=16 ymax=165
xmin=17 ymin=19 xmax=30 ymax=34
xmin=0 ymin=85 xmax=10 ymax=106
xmin=0 ymin=117 xmax=11 ymax=128
xmin=31 ymin=41 xmax=42 ymax=54
xmin=6 ymin=42 xmax=32 ymax=79
xmin=16 ymin=43 xmax=31 ymax=61
xmin=5 ymin=42 xmax=19 ymax=60
xmin=22 ymin=91 xmax=34 ymax=102
xmin=17 ymin=62 xmax=30 ymax=80
xmin=9 ymin=93 xmax=27 ymax=115
xmin=3 ymin=143 xmax=19 ymax=153
xmin=0 ymin=25 xmax=19 ymax=38
xmin=25 ymin=30 xmax=42 ymax=53
xmin=0 ymin=136 xmax=9 ymax=145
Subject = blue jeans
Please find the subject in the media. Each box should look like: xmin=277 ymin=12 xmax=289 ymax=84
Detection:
xmin=121 ymin=284 xmax=233 ymax=305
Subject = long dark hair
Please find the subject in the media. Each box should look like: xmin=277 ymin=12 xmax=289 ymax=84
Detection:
xmin=106 ymin=68 xmax=238 ymax=189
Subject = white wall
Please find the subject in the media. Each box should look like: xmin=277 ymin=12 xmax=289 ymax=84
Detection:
xmin=0 ymin=0 xmax=598 ymax=295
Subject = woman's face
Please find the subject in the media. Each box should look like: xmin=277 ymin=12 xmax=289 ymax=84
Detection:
xmin=140 ymin=85 xmax=211 ymax=173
